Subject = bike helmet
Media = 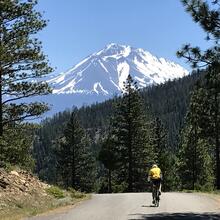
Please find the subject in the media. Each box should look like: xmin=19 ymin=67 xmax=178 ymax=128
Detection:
xmin=152 ymin=164 xmax=158 ymax=168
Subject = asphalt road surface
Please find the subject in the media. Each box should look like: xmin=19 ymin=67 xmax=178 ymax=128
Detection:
xmin=27 ymin=192 xmax=220 ymax=220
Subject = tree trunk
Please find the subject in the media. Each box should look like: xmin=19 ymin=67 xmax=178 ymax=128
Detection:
xmin=216 ymin=133 xmax=220 ymax=189
xmin=128 ymin=139 xmax=132 ymax=192
xmin=191 ymin=126 xmax=197 ymax=190
xmin=0 ymin=14 xmax=3 ymax=137
xmin=0 ymin=66 xmax=2 ymax=137
xmin=192 ymin=144 xmax=195 ymax=191
xmin=214 ymin=91 xmax=220 ymax=189
xmin=108 ymin=169 xmax=112 ymax=193
xmin=128 ymin=90 xmax=132 ymax=192
xmin=71 ymin=145 xmax=75 ymax=188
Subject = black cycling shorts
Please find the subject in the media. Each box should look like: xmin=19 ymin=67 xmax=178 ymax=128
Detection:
xmin=152 ymin=179 xmax=161 ymax=187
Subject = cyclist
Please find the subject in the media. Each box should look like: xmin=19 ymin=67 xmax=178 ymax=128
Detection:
xmin=148 ymin=164 xmax=162 ymax=204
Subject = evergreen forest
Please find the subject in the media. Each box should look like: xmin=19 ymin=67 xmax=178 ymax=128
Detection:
xmin=0 ymin=0 xmax=219 ymax=194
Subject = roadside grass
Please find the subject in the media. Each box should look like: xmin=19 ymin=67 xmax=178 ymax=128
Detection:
xmin=181 ymin=189 xmax=220 ymax=204
xmin=182 ymin=189 xmax=205 ymax=193
xmin=211 ymin=190 xmax=220 ymax=194
xmin=182 ymin=189 xmax=220 ymax=194
xmin=0 ymin=186 xmax=89 ymax=220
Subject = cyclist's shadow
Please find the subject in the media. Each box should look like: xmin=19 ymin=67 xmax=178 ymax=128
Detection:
xmin=142 ymin=205 xmax=157 ymax=208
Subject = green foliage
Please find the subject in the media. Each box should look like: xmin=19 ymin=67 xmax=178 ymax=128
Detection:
xmin=161 ymin=153 xmax=181 ymax=191
xmin=178 ymin=0 xmax=220 ymax=189
xmin=109 ymin=75 xmax=155 ymax=192
xmin=181 ymin=0 xmax=220 ymax=42
xmin=178 ymin=88 xmax=215 ymax=190
xmin=112 ymin=182 xmax=128 ymax=193
xmin=98 ymin=137 xmax=119 ymax=193
xmin=46 ymin=186 xmax=65 ymax=199
xmin=0 ymin=0 xmax=53 ymax=136
xmin=0 ymin=123 xmax=36 ymax=170
xmin=56 ymin=110 xmax=96 ymax=192
xmin=94 ymin=176 xmax=108 ymax=193
xmin=178 ymin=126 xmax=215 ymax=190
xmin=148 ymin=117 xmax=180 ymax=191
xmin=68 ymin=188 xmax=85 ymax=199
xmin=33 ymin=111 xmax=71 ymax=183
xmin=33 ymin=72 xmax=202 ymax=191
xmin=98 ymin=137 xmax=118 ymax=171
xmin=177 ymin=0 xmax=220 ymax=68
xmin=142 ymin=72 xmax=203 ymax=148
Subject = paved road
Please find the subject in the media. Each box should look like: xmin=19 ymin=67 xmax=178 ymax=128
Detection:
xmin=27 ymin=192 xmax=220 ymax=220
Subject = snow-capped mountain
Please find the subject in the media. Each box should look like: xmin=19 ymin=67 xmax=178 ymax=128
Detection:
xmin=46 ymin=43 xmax=189 ymax=96
xmin=37 ymin=43 xmax=189 ymax=117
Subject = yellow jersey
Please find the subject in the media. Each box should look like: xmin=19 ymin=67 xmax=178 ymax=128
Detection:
xmin=149 ymin=167 xmax=161 ymax=180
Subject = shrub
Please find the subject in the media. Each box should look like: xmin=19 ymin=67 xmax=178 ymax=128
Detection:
xmin=68 ymin=188 xmax=85 ymax=199
xmin=46 ymin=186 xmax=65 ymax=199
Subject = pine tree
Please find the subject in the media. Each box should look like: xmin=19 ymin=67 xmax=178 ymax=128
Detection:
xmin=0 ymin=0 xmax=53 ymax=136
xmin=178 ymin=0 xmax=220 ymax=189
xmin=149 ymin=117 xmax=177 ymax=191
xmin=179 ymin=125 xmax=214 ymax=190
xmin=98 ymin=136 xmax=118 ymax=193
xmin=204 ymin=65 xmax=220 ymax=189
xmin=111 ymin=75 xmax=155 ymax=192
xmin=150 ymin=117 xmax=166 ymax=162
xmin=56 ymin=110 xmax=95 ymax=192
xmin=178 ymin=88 xmax=214 ymax=190
xmin=0 ymin=123 xmax=36 ymax=170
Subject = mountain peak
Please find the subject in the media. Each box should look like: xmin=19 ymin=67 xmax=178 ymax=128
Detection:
xmin=105 ymin=42 xmax=129 ymax=49
xmin=96 ymin=43 xmax=131 ymax=58
xmin=105 ymin=42 xmax=122 ymax=48
xmin=47 ymin=44 xmax=189 ymax=95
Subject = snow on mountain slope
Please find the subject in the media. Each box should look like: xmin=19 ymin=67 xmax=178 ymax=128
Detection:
xmin=47 ymin=43 xmax=189 ymax=96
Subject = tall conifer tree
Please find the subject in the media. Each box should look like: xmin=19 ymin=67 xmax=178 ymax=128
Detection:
xmin=178 ymin=0 xmax=220 ymax=189
xmin=150 ymin=117 xmax=178 ymax=191
xmin=0 ymin=0 xmax=53 ymax=136
xmin=56 ymin=111 xmax=95 ymax=192
xmin=178 ymin=88 xmax=214 ymax=190
xmin=110 ymin=75 xmax=155 ymax=192
xmin=98 ymin=136 xmax=118 ymax=193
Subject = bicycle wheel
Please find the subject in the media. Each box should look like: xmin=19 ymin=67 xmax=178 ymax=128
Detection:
xmin=156 ymin=190 xmax=160 ymax=207
xmin=156 ymin=196 xmax=159 ymax=207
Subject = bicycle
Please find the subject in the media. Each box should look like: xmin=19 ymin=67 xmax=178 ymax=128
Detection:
xmin=152 ymin=183 xmax=160 ymax=207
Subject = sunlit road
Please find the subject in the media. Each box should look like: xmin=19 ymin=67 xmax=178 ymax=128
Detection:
xmin=27 ymin=192 xmax=220 ymax=220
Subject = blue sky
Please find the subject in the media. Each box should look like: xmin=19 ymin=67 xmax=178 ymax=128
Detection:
xmin=37 ymin=0 xmax=211 ymax=74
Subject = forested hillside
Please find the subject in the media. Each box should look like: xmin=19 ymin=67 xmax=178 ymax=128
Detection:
xmin=33 ymin=70 xmax=204 ymax=188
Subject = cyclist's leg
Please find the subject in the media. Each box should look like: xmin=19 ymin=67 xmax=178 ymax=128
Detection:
xmin=151 ymin=185 xmax=154 ymax=202
xmin=151 ymin=181 xmax=156 ymax=204
xmin=157 ymin=183 xmax=160 ymax=199
xmin=158 ymin=179 xmax=162 ymax=195
xmin=154 ymin=180 xmax=160 ymax=200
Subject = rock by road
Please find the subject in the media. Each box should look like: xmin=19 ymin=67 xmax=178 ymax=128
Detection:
xmin=27 ymin=192 xmax=220 ymax=220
